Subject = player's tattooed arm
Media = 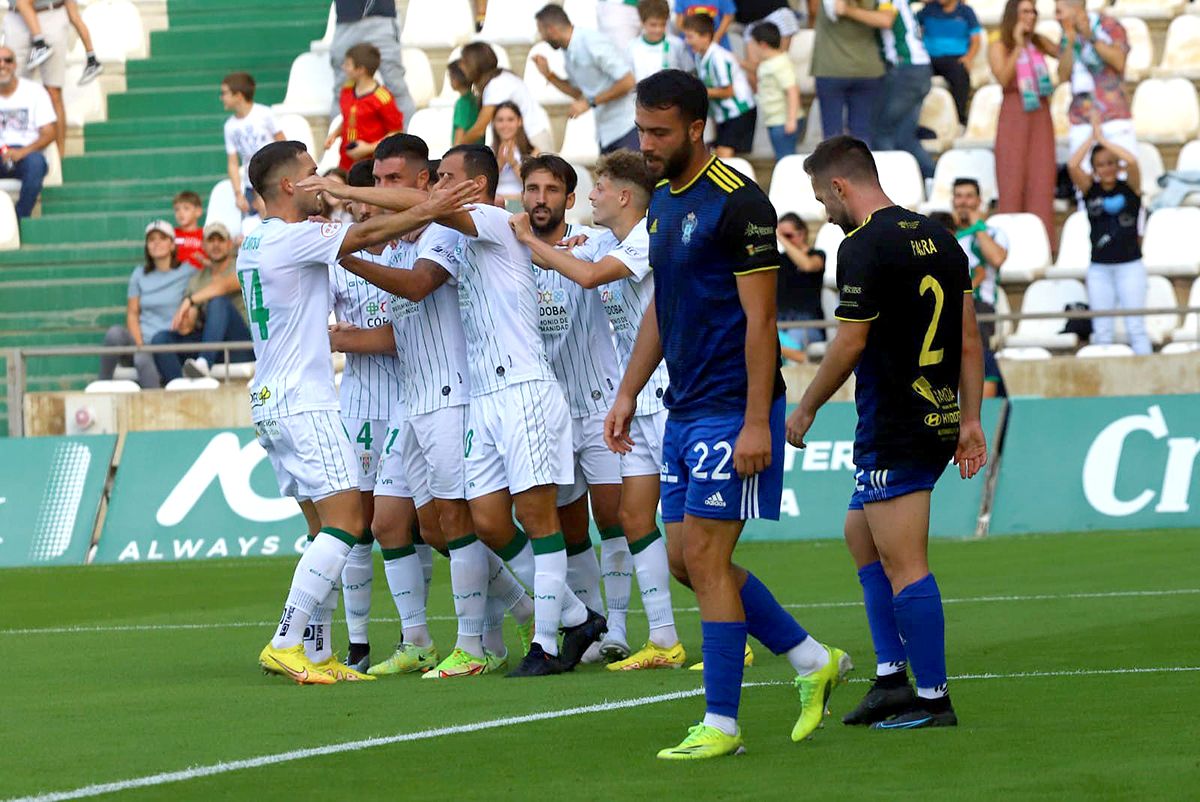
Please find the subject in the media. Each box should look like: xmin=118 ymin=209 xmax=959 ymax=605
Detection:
xmin=510 ymin=212 xmax=630 ymax=288
xmin=606 ymin=298 xmax=664 ymax=454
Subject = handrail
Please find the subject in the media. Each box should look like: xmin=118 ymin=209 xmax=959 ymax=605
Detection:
xmin=776 ymin=305 xmax=1200 ymax=328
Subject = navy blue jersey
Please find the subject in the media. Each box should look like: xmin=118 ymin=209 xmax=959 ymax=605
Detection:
xmin=648 ymin=157 xmax=786 ymax=419
xmin=835 ymin=205 xmax=972 ymax=469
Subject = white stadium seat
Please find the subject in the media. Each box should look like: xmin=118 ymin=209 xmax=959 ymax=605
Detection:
xmin=769 ymin=155 xmax=827 ymax=228
xmin=85 ymin=380 xmax=141 ymax=393
xmin=209 ymin=362 xmax=256 ymax=380
xmin=1076 ymin=343 xmax=1137 ymax=358
xmin=311 ymin=2 xmax=336 ymax=53
xmin=565 ymin=163 xmax=594 ymax=225
xmin=988 ymin=213 xmax=1052 ymax=283
xmin=1175 ymin=140 xmax=1200 ymax=205
xmin=1110 ymin=0 xmax=1184 ymax=21
xmin=748 ymin=110 xmax=777 ymax=161
xmin=788 ymin=30 xmax=816 ymax=94
xmin=996 ymin=346 xmax=1053 ymax=360
xmin=874 ymin=150 xmax=924 ymax=209
xmin=1004 ymin=279 xmax=1088 ymax=350
xmin=1170 ymin=278 xmax=1200 ymax=342
xmin=922 ymin=148 xmax=996 ymax=213
xmin=560 ymin=110 xmax=599 ymax=167
xmin=402 ymin=48 xmax=437 ymax=110
xmin=1141 ymin=208 xmax=1200 ymax=276
xmin=63 ymin=62 xmax=106 ymax=128
xmin=802 ymin=96 xmax=824 ymax=151
xmin=1162 ymin=341 xmax=1200 ymax=353
xmin=479 ymin=0 xmax=541 ymax=45
xmin=275 ymin=113 xmax=316 ymax=157
xmin=1156 ymin=15 xmax=1200 ymax=78
xmin=205 ymin=180 xmax=243 ymax=236
xmin=277 ymin=52 xmax=335 ymax=117
xmin=919 ymin=86 xmax=960 ymax=154
xmin=813 ymin=222 xmax=844 ymax=290
xmin=1128 ymin=274 xmax=1182 ymax=346
xmin=1046 ymin=211 xmax=1091 ymax=280
xmin=968 ymin=35 xmax=992 ymax=89
xmin=82 ymin=0 xmax=146 ymax=62
xmin=0 ymin=191 xmax=19 ymax=251
xmin=43 ymin=142 xmax=62 ymax=188
xmin=1138 ymin=141 xmax=1165 ymax=200
xmin=721 ymin=157 xmax=757 ymax=185
xmin=1122 ymin=17 xmax=1155 ymax=80
xmin=563 ymin=0 xmax=599 ymax=28
xmin=165 ymin=377 xmax=221 ymax=391
xmin=993 ymin=286 xmax=1014 ymax=344
xmin=406 ymin=107 xmax=455 ymax=158
xmin=1132 ymin=78 xmax=1200 ymax=144
xmin=972 ymin=0 xmax=1006 ymax=26
xmin=524 ymin=42 xmax=574 ymax=107
xmin=404 ymin=0 xmax=475 ymax=48
xmin=956 ymin=84 xmax=1002 ymax=148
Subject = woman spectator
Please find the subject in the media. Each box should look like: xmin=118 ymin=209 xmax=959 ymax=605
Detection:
xmin=457 ymin=42 xmax=554 ymax=152
xmin=491 ymin=101 xmax=539 ymax=206
xmin=98 ymin=221 xmax=192 ymax=388
xmin=809 ymin=0 xmax=886 ymax=144
xmin=776 ymin=213 xmax=827 ymax=353
xmin=1067 ymin=113 xmax=1149 ymax=355
xmin=989 ymin=0 xmax=1056 ymax=241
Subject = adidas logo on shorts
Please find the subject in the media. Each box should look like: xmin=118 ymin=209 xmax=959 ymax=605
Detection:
xmin=703 ymin=491 xmax=726 ymax=508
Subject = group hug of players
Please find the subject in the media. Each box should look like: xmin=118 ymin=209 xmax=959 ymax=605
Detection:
xmin=242 ymin=70 xmax=988 ymax=760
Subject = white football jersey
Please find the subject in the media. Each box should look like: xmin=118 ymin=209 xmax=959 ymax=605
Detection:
xmin=236 ymin=218 xmax=349 ymax=422
xmin=455 ymin=204 xmax=557 ymax=396
xmin=574 ymin=218 xmax=669 ymax=416
xmin=328 ymin=251 xmax=403 ymax=421
xmin=386 ymin=223 xmax=471 ymax=414
xmin=533 ymin=223 xmax=619 ymax=418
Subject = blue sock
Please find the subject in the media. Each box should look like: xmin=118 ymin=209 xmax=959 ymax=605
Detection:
xmin=859 ymin=561 xmax=906 ymax=666
xmin=739 ymin=571 xmax=807 ymax=654
xmin=700 ymin=621 xmax=748 ymax=720
xmin=892 ymin=573 xmax=948 ymax=690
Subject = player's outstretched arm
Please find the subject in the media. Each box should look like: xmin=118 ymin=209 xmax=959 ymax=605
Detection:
xmin=735 ymin=270 xmax=782 ymax=477
xmin=510 ymin=212 xmax=631 ymax=288
xmin=955 ymin=295 xmax=988 ymax=479
xmin=298 ymin=175 xmax=482 ymax=239
xmin=336 ymin=180 xmax=479 ymax=257
xmin=338 ymin=255 xmax=451 ymax=303
xmin=606 ymin=299 xmax=663 ymax=454
xmin=786 ymin=321 xmax=870 ymax=449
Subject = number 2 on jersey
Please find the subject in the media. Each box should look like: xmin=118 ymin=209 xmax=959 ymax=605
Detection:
xmin=243 ymin=269 xmax=271 ymax=339
xmin=918 ymin=275 xmax=945 ymax=367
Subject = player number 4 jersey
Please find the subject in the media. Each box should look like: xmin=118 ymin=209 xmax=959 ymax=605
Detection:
xmin=237 ymin=218 xmax=349 ymax=422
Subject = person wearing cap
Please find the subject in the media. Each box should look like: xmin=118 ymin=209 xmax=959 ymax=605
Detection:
xmin=150 ymin=221 xmax=254 ymax=382
xmin=98 ymin=220 xmax=191 ymax=388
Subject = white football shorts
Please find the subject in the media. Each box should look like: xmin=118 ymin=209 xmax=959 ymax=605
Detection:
xmin=255 ymin=409 xmax=360 ymax=502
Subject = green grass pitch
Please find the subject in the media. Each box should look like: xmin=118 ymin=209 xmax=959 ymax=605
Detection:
xmin=1 ymin=529 xmax=1197 ymax=801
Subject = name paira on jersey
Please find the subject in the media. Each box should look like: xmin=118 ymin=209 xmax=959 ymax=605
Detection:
xmin=238 ymin=218 xmax=350 ymax=420
xmin=384 ymin=223 xmax=471 ymax=413
xmin=574 ymin=218 xmax=669 ymax=416
xmin=329 ymin=253 xmax=403 ymax=422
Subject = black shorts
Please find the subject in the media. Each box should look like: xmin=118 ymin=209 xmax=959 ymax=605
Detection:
xmin=715 ymin=108 xmax=757 ymax=153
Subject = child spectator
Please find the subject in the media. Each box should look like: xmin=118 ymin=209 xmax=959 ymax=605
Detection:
xmin=739 ymin=0 xmax=800 ymax=54
xmin=749 ymin=22 xmax=802 ymax=160
xmin=221 ymin=72 xmax=285 ymax=215
xmin=448 ymin=60 xmax=484 ymax=146
xmin=325 ymin=43 xmax=405 ymax=170
xmin=631 ymin=0 xmax=693 ymax=82
xmin=917 ymin=0 xmax=984 ymax=126
xmin=683 ymin=14 xmax=757 ymax=158
xmin=172 ymin=191 xmax=205 ymax=270
xmin=675 ymin=0 xmax=735 ymax=50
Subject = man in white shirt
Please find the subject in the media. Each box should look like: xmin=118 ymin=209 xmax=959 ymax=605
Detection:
xmin=300 ymin=144 xmax=595 ymax=678
xmin=533 ymin=4 xmax=639 ymax=154
xmin=245 ymin=139 xmax=475 ymax=685
xmin=0 ymin=45 xmax=55 ymax=217
xmin=511 ymin=149 xmax=684 ymax=672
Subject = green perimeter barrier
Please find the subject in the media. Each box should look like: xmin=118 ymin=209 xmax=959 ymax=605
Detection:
xmin=94 ymin=428 xmax=306 ymax=564
xmin=990 ymin=394 xmax=1200 ymax=535
xmin=0 ymin=434 xmax=116 ymax=567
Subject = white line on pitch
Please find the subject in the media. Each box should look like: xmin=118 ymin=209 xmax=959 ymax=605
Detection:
xmin=7 ymin=666 xmax=1198 ymax=802
xmin=3 ymin=587 xmax=1196 ymax=637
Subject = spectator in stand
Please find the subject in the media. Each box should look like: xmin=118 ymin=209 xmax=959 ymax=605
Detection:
xmin=1068 ymin=113 xmax=1149 ymax=355
xmin=916 ymin=0 xmax=984 ymax=126
xmin=630 ymin=0 xmax=693 ymax=82
xmin=150 ymin=222 xmax=252 ymax=381
xmin=326 ymin=43 xmax=405 ymax=171
xmin=534 ymin=4 xmax=639 ymax=154
xmin=837 ymin=0 xmax=934 ymax=179
xmin=738 ymin=0 xmax=800 ymax=57
xmin=492 ymin=101 xmax=539 ymax=206
xmin=1056 ymin=0 xmax=1135 ymax=161
xmin=597 ymin=0 xmax=644 ymax=50
xmin=5 ymin=0 xmax=101 ymax=158
xmin=683 ymin=14 xmax=756 ymax=158
xmin=328 ymin=0 xmax=414 ymax=125
xmin=675 ymin=0 xmax=735 ymax=50
xmin=776 ymin=213 xmax=826 ymax=353
xmin=952 ymin=178 xmax=1008 ymax=385
xmin=99 ymin=221 xmax=192 ymax=389
xmin=317 ymin=167 xmax=354 ymax=224
xmin=0 ymin=45 xmax=53 ymax=218
xmin=221 ymin=72 xmax=286 ymax=216
xmin=749 ymin=23 xmax=804 ymax=160
xmin=449 ymin=60 xmax=484 ymax=146
xmin=172 ymin=191 xmax=205 ymax=269
xmin=808 ymin=0 xmax=885 ymax=144
xmin=990 ymin=0 xmax=1056 ymax=241
xmin=457 ymin=41 xmax=554 ymax=152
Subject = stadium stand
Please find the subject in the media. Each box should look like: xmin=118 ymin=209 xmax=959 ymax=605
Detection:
xmin=1142 ymin=208 xmax=1200 ymax=276
xmin=1004 ymin=279 xmax=1089 ymax=351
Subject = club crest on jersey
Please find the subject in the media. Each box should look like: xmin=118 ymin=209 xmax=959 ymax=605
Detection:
xmin=681 ymin=212 xmax=698 ymax=245
xmin=320 ymin=222 xmax=342 ymax=238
